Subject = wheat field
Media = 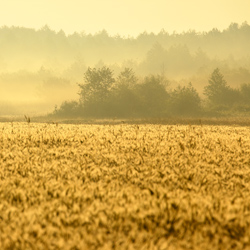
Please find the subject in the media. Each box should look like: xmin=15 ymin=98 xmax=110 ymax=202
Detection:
xmin=0 ymin=122 xmax=250 ymax=250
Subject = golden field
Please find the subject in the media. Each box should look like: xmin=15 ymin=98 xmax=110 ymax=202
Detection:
xmin=0 ymin=122 xmax=250 ymax=250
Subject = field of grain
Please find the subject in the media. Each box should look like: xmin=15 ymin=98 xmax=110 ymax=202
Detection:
xmin=0 ymin=122 xmax=250 ymax=250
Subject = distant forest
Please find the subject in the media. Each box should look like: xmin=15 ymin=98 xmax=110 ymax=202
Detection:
xmin=52 ymin=67 xmax=250 ymax=118
xmin=0 ymin=22 xmax=250 ymax=117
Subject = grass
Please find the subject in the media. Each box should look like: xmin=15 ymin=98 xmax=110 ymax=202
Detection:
xmin=2 ymin=115 xmax=250 ymax=126
xmin=0 ymin=122 xmax=250 ymax=249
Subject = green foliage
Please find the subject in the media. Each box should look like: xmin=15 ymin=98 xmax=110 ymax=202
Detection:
xmin=204 ymin=68 xmax=242 ymax=115
xmin=53 ymin=101 xmax=81 ymax=118
xmin=135 ymin=75 xmax=170 ymax=117
xmin=170 ymin=83 xmax=202 ymax=116
xmin=116 ymin=68 xmax=137 ymax=88
xmin=109 ymin=68 xmax=139 ymax=117
xmin=2 ymin=24 xmax=250 ymax=118
xmin=141 ymin=43 xmax=166 ymax=74
xmin=53 ymin=67 xmax=250 ymax=119
xmin=79 ymin=67 xmax=115 ymax=103
xmin=78 ymin=67 xmax=115 ymax=117
xmin=239 ymin=83 xmax=250 ymax=106
xmin=204 ymin=68 xmax=229 ymax=106
xmin=205 ymin=68 xmax=240 ymax=105
xmin=230 ymin=83 xmax=250 ymax=114
xmin=1 ymin=23 xmax=250 ymax=76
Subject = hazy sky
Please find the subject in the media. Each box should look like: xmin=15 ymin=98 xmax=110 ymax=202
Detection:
xmin=0 ymin=0 xmax=250 ymax=36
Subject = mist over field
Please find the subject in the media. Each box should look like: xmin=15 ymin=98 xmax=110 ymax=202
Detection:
xmin=0 ymin=22 xmax=250 ymax=118
xmin=2 ymin=2 xmax=250 ymax=249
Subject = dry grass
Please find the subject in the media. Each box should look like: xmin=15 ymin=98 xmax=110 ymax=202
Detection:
xmin=0 ymin=122 xmax=250 ymax=249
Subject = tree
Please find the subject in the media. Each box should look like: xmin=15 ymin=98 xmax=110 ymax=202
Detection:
xmin=53 ymin=101 xmax=80 ymax=118
xmin=78 ymin=67 xmax=115 ymax=117
xmin=204 ymin=68 xmax=241 ymax=113
xmin=78 ymin=66 xmax=115 ymax=103
xmin=204 ymin=68 xmax=230 ymax=106
xmin=170 ymin=83 xmax=202 ymax=116
xmin=141 ymin=42 xmax=166 ymax=74
xmin=116 ymin=68 xmax=137 ymax=88
xmin=135 ymin=75 xmax=170 ymax=117
xmin=237 ymin=83 xmax=250 ymax=112
xmin=110 ymin=68 xmax=139 ymax=117
xmin=240 ymin=83 xmax=250 ymax=106
xmin=204 ymin=68 xmax=227 ymax=103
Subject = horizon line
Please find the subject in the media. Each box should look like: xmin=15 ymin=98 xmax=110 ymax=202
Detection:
xmin=0 ymin=21 xmax=248 ymax=38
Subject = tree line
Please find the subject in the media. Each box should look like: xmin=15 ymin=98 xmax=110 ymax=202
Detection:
xmin=52 ymin=67 xmax=250 ymax=118
xmin=1 ymin=22 xmax=250 ymax=77
xmin=1 ymin=23 xmax=250 ymax=116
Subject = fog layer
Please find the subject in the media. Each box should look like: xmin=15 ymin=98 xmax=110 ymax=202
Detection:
xmin=0 ymin=22 xmax=250 ymax=116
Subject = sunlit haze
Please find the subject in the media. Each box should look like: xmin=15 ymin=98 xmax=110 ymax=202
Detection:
xmin=1 ymin=0 xmax=250 ymax=36
xmin=1 ymin=0 xmax=250 ymax=117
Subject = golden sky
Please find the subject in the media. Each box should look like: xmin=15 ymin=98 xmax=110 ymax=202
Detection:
xmin=0 ymin=0 xmax=250 ymax=36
